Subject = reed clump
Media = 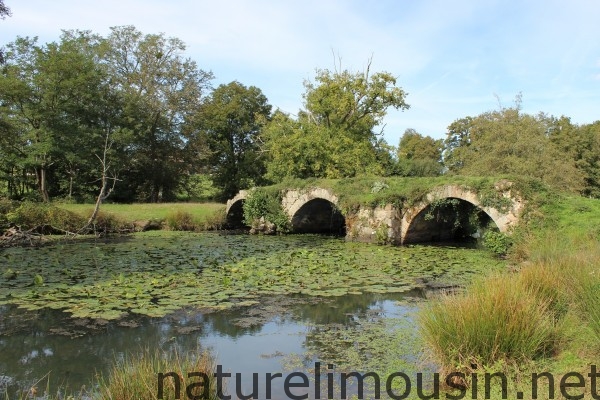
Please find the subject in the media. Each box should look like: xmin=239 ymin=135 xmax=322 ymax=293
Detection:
xmin=96 ymin=348 xmax=219 ymax=400
xmin=419 ymin=231 xmax=600 ymax=375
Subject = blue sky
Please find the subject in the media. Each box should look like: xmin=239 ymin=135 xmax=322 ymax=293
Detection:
xmin=2 ymin=0 xmax=599 ymax=144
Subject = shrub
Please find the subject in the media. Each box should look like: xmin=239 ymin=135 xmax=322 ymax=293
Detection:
xmin=165 ymin=210 xmax=197 ymax=231
xmin=7 ymin=202 xmax=86 ymax=233
xmin=481 ymin=230 xmax=512 ymax=255
xmin=0 ymin=197 xmax=17 ymax=230
xmin=91 ymin=211 xmax=129 ymax=234
xmin=243 ymin=188 xmax=290 ymax=233
xmin=200 ymin=207 xmax=227 ymax=231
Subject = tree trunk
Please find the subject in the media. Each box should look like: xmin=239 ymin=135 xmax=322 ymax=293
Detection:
xmin=35 ymin=166 xmax=50 ymax=202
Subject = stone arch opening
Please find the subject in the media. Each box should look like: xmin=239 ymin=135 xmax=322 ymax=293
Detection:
xmin=225 ymin=199 xmax=248 ymax=229
xmin=403 ymin=197 xmax=498 ymax=244
xmin=291 ymin=198 xmax=346 ymax=235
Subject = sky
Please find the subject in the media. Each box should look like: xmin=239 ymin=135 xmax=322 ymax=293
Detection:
xmin=2 ymin=0 xmax=600 ymax=144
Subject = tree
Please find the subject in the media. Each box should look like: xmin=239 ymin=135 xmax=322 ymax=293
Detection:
xmin=104 ymin=26 xmax=213 ymax=202
xmin=396 ymin=128 xmax=443 ymax=176
xmin=443 ymin=104 xmax=585 ymax=192
xmin=196 ymin=81 xmax=272 ymax=200
xmin=0 ymin=1 xmax=9 ymax=18
xmin=0 ymin=32 xmax=116 ymax=201
xmin=0 ymin=0 xmax=11 ymax=64
xmin=303 ymin=63 xmax=409 ymax=138
xmin=264 ymin=62 xmax=409 ymax=181
xmin=548 ymin=117 xmax=600 ymax=197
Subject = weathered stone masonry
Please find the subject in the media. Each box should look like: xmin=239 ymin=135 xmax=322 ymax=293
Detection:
xmin=225 ymin=183 xmax=524 ymax=244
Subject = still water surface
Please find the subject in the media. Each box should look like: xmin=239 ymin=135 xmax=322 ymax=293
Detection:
xmin=0 ymin=232 xmax=502 ymax=399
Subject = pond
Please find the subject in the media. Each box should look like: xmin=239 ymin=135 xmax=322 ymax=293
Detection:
xmin=0 ymin=232 xmax=505 ymax=399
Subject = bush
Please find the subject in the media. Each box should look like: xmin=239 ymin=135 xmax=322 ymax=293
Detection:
xmin=200 ymin=207 xmax=226 ymax=231
xmin=481 ymin=230 xmax=512 ymax=255
xmin=165 ymin=210 xmax=198 ymax=231
xmin=0 ymin=197 xmax=17 ymax=230
xmin=7 ymin=202 xmax=86 ymax=233
xmin=91 ymin=210 xmax=129 ymax=234
xmin=243 ymin=188 xmax=290 ymax=233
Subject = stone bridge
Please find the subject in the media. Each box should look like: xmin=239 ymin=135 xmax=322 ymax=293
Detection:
xmin=225 ymin=182 xmax=524 ymax=244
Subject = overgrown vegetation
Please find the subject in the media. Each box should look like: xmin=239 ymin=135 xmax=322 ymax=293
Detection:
xmin=0 ymin=201 xmax=225 ymax=240
xmin=5 ymin=202 xmax=86 ymax=233
xmin=96 ymin=348 xmax=219 ymax=400
xmin=3 ymin=348 xmax=219 ymax=400
xmin=418 ymin=193 xmax=600 ymax=396
xmin=242 ymin=187 xmax=291 ymax=233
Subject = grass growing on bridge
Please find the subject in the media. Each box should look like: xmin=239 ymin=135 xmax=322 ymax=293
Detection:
xmin=257 ymin=175 xmax=532 ymax=213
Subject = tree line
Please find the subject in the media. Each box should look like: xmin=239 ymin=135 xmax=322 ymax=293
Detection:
xmin=1 ymin=26 xmax=599 ymax=203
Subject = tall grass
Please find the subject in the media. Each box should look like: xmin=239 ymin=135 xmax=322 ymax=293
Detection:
xmin=419 ymin=274 xmax=561 ymax=372
xmin=96 ymin=348 xmax=219 ymax=400
xmin=419 ymin=230 xmax=600 ymax=375
xmin=3 ymin=349 xmax=219 ymax=400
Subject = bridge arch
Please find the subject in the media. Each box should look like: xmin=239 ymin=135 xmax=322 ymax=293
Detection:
xmin=282 ymin=188 xmax=346 ymax=234
xmin=401 ymin=184 xmax=522 ymax=244
xmin=225 ymin=190 xmax=249 ymax=228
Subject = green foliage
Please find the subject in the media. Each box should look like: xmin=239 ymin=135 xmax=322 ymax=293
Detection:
xmin=303 ymin=64 xmax=409 ymax=136
xmin=424 ymin=197 xmax=486 ymax=238
xmin=165 ymin=210 xmax=198 ymax=231
xmin=7 ymin=202 xmax=86 ymax=232
xmin=0 ymin=26 xmax=214 ymax=203
xmin=481 ymin=230 xmax=512 ymax=255
xmin=58 ymin=202 xmax=224 ymax=232
xmin=242 ymin=188 xmax=290 ymax=233
xmin=419 ymin=273 xmax=561 ymax=372
xmin=96 ymin=349 xmax=219 ymax=400
xmin=370 ymin=181 xmax=389 ymax=193
xmin=197 ymin=81 xmax=272 ymax=200
xmin=105 ymin=26 xmax=214 ymax=203
xmin=374 ymin=223 xmax=390 ymax=245
xmin=199 ymin=206 xmax=226 ymax=231
xmin=395 ymin=128 xmax=443 ymax=177
xmin=0 ymin=32 xmax=117 ymax=202
xmin=443 ymin=102 xmax=587 ymax=194
xmin=263 ymin=63 xmax=408 ymax=181
xmin=0 ymin=197 xmax=16 ymax=229
xmin=89 ymin=210 xmax=129 ymax=234
xmin=176 ymin=174 xmax=220 ymax=202
xmin=419 ymin=193 xmax=600 ymax=378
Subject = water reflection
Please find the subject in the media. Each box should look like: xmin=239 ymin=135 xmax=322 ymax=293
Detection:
xmin=0 ymin=291 xmax=423 ymax=399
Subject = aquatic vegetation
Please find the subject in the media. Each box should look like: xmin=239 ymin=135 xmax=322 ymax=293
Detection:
xmin=0 ymin=232 xmax=505 ymax=320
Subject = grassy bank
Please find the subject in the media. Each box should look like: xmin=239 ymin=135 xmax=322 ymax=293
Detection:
xmin=59 ymin=202 xmax=224 ymax=224
xmin=0 ymin=201 xmax=226 ymax=235
xmin=418 ymin=193 xmax=600 ymax=398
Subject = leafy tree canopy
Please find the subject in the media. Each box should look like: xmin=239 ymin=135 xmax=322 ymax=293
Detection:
xmin=395 ymin=129 xmax=443 ymax=177
xmin=197 ymin=81 xmax=272 ymax=200
xmin=264 ymin=61 xmax=409 ymax=181
xmin=443 ymin=98 xmax=586 ymax=193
